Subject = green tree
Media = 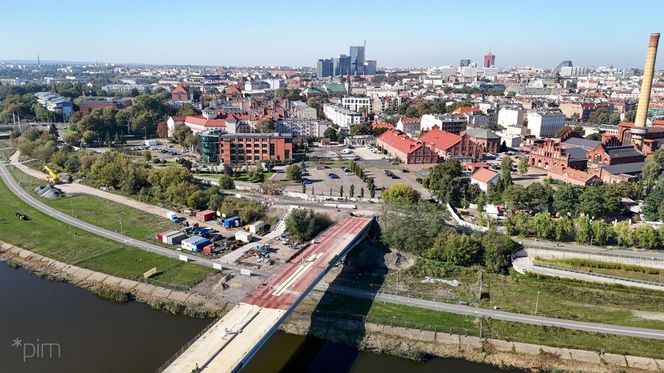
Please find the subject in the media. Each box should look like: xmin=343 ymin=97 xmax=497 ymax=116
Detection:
xmin=500 ymin=157 xmax=513 ymax=190
xmin=286 ymin=208 xmax=333 ymax=243
xmin=187 ymin=190 xmax=209 ymax=210
xmin=613 ymin=221 xmax=633 ymax=247
xmin=349 ymin=184 xmax=355 ymax=198
xmin=255 ymin=118 xmax=274 ymax=133
xmin=323 ymin=127 xmax=337 ymax=141
xmin=381 ymin=183 xmax=421 ymax=205
xmin=591 ymin=220 xmax=612 ymax=246
xmin=579 ymin=186 xmax=606 ymax=218
xmin=517 ymin=155 xmax=529 ymax=176
xmin=285 ymin=164 xmax=302 ymax=181
xmin=482 ymin=231 xmax=519 ymax=274
xmin=634 ymin=225 xmax=659 ymax=249
xmin=554 ymin=216 xmax=574 ymax=241
xmin=552 ymin=184 xmax=581 ymax=216
xmin=248 ymin=166 xmax=265 ymax=183
xmin=532 ymin=212 xmax=554 ymax=239
xmin=575 ymin=216 xmax=592 ymax=244
xmin=219 ymin=174 xmax=235 ymax=189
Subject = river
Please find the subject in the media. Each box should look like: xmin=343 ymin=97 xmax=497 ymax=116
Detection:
xmin=0 ymin=262 xmax=516 ymax=372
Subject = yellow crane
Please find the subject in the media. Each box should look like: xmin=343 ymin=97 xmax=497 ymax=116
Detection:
xmin=43 ymin=165 xmax=60 ymax=184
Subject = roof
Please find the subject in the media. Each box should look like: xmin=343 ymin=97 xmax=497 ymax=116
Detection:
xmin=169 ymin=116 xmax=187 ymax=123
xmin=452 ymin=106 xmax=480 ymax=114
xmin=419 ymin=128 xmax=461 ymax=151
xmin=548 ymin=165 xmax=600 ymax=184
xmin=171 ymin=84 xmax=188 ymax=94
xmin=185 ymin=116 xmax=228 ymax=127
xmin=603 ymin=162 xmax=645 ymax=175
xmin=462 ymin=127 xmax=500 ymax=140
xmin=564 ymin=146 xmax=588 ymax=161
xmin=605 ymin=146 xmax=643 ymax=159
xmin=399 ymin=117 xmax=420 ymax=124
xmin=562 ymin=137 xmax=600 ymax=150
xmin=377 ymin=129 xmax=423 ymax=154
xmin=471 ymin=168 xmax=499 ymax=183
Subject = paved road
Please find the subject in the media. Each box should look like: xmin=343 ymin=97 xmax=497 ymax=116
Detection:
xmin=317 ymin=284 xmax=664 ymax=340
xmin=518 ymin=237 xmax=664 ymax=261
xmin=0 ymin=161 xmax=256 ymax=274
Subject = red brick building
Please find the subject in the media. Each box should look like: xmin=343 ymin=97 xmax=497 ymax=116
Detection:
xmin=376 ymin=129 xmax=439 ymax=164
xmin=586 ymin=144 xmax=644 ymax=169
xmin=219 ymin=133 xmax=293 ymax=164
xmin=171 ymin=84 xmax=190 ymax=101
xmin=419 ymin=127 xmax=500 ymax=161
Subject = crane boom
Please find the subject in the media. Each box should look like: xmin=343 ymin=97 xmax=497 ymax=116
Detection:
xmin=43 ymin=165 xmax=60 ymax=184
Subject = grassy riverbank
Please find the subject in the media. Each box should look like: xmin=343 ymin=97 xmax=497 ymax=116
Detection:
xmin=299 ymin=294 xmax=664 ymax=359
xmin=0 ymin=167 xmax=215 ymax=289
xmin=533 ymin=257 xmax=664 ymax=284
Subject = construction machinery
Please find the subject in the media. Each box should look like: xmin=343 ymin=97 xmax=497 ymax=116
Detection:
xmin=43 ymin=165 xmax=60 ymax=184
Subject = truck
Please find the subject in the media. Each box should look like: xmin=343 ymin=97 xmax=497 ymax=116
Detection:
xmin=166 ymin=211 xmax=184 ymax=223
xmin=223 ymin=215 xmax=241 ymax=229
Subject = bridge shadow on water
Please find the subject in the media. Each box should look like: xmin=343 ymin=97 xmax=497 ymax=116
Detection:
xmin=279 ymin=220 xmax=387 ymax=373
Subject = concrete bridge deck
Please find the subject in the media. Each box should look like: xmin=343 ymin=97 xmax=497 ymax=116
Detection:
xmin=162 ymin=215 xmax=374 ymax=373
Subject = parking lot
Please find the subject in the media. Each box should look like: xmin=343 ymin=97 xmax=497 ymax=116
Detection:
xmin=351 ymin=146 xmax=385 ymax=161
xmin=357 ymin=160 xmax=431 ymax=199
xmin=281 ymin=164 xmax=368 ymax=198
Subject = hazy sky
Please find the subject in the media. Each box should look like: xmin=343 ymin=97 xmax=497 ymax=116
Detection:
xmin=2 ymin=0 xmax=663 ymax=69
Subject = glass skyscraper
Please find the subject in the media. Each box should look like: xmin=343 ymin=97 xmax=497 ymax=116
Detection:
xmin=349 ymin=45 xmax=365 ymax=75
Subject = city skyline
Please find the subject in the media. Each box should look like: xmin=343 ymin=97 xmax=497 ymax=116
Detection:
xmin=2 ymin=0 xmax=664 ymax=69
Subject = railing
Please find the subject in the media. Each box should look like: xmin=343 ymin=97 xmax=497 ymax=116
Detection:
xmin=156 ymin=316 xmax=220 ymax=372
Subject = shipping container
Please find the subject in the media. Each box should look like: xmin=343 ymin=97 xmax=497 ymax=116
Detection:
xmin=248 ymin=221 xmax=266 ymax=234
xmin=181 ymin=236 xmax=211 ymax=252
xmin=223 ymin=216 xmax=241 ymax=229
xmin=203 ymin=245 xmax=214 ymax=254
xmin=163 ymin=231 xmax=187 ymax=245
xmin=235 ymin=231 xmax=253 ymax=243
xmin=196 ymin=210 xmax=217 ymax=221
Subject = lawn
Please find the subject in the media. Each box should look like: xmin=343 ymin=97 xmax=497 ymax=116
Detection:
xmin=8 ymin=167 xmax=179 ymax=246
xmin=0 ymin=139 xmax=14 ymax=161
xmin=0 ymin=171 xmax=215 ymax=289
xmin=302 ymin=293 xmax=664 ymax=359
xmin=335 ymin=259 xmax=664 ymax=330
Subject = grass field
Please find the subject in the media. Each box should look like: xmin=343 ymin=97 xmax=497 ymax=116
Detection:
xmin=8 ymin=167 xmax=179 ymax=246
xmin=0 ymin=163 xmax=215 ymax=289
xmin=0 ymin=139 xmax=14 ymax=161
xmin=534 ymin=257 xmax=664 ymax=284
xmin=303 ymin=294 xmax=664 ymax=359
xmin=337 ymin=259 xmax=664 ymax=331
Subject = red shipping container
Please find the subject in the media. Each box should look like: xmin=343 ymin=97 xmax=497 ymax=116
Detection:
xmin=203 ymin=246 xmax=213 ymax=254
xmin=196 ymin=210 xmax=216 ymax=221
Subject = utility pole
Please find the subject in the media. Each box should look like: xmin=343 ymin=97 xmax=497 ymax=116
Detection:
xmin=535 ymin=290 xmax=541 ymax=314
xmin=396 ymin=269 xmax=400 ymax=295
xmin=119 ymin=215 xmax=123 ymax=234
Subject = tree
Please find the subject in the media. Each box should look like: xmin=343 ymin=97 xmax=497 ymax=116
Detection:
xmin=142 ymin=150 xmax=152 ymax=161
xmin=360 ymin=187 xmax=364 ymax=198
xmin=517 ymin=156 xmax=529 ymax=176
xmin=219 ymin=174 xmax=235 ymax=189
xmin=340 ymin=185 xmax=344 ymax=197
xmin=532 ymin=212 xmax=554 ymax=239
xmin=381 ymin=184 xmax=421 ymax=205
xmin=613 ymin=221 xmax=633 ymax=247
xmin=579 ymin=186 xmax=606 ymax=218
xmin=335 ymin=131 xmax=346 ymax=143
xmin=482 ymin=231 xmax=519 ymax=274
xmin=591 ymin=220 xmax=612 ymax=246
xmin=286 ymin=209 xmax=333 ymax=243
xmin=156 ymin=121 xmax=168 ymax=138
xmin=430 ymin=233 xmax=483 ymax=267
xmin=500 ymin=157 xmax=513 ymax=190
xmin=285 ymin=164 xmax=302 ymax=181
xmin=187 ymin=190 xmax=209 ymax=210
xmin=554 ymin=216 xmax=574 ymax=241
xmin=255 ymin=118 xmax=274 ymax=133
xmin=248 ymin=166 xmax=265 ymax=183
xmin=323 ymin=127 xmax=337 ymax=141
xmin=552 ymin=184 xmax=582 ymax=216
xmin=173 ymin=124 xmax=193 ymax=146
xmin=634 ymin=225 xmax=659 ymax=249
xmin=575 ymin=216 xmax=592 ymax=244
xmin=349 ymin=184 xmax=355 ymax=198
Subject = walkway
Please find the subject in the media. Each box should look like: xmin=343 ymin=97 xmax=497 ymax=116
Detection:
xmin=162 ymin=215 xmax=374 ymax=373
xmin=313 ymin=283 xmax=664 ymax=340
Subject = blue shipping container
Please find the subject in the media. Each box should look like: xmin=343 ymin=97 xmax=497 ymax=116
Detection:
xmin=223 ymin=216 xmax=241 ymax=229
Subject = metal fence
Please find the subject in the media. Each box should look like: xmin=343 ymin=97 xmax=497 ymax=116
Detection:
xmin=157 ymin=317 xmax=220 ymax=372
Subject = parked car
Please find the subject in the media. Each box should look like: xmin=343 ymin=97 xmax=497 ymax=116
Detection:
xmin=328 ymin=173 xmax=339 ymax=179
xmin=302 ymin=178 xmax=313 ymax=185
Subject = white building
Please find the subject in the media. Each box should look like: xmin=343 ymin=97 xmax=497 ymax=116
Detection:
xmin=419 ymin=114 xmax=466 ymax=133
xmin=341 ymin=97 xmax=372 ymax=114
xmin=497 ymin=107 xmax=525 ymax=128
xmin=470 ymin=168 xmax=501 ymax=192
xmin=35 ymin=92 xmax=73 ymax=120
xmin=527 ymin=110 xmax=566 ymax=138
xmin=275 ymin=119 xmax=329 ymax=138
xmin=323 ymin=104 xmax=363 ymax=128
xmin=396 ymin=117 xmax=421 ymax=135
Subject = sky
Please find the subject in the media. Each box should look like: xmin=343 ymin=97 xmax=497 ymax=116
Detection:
xmin=2 ymin=0 xmax=663 ymax=69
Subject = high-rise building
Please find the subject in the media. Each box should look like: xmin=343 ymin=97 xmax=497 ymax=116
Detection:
xmin=349 ymin=45 xmax=366 ymax=75
xmin=316 ymin=58 xmax=333 ymax=79
xmin=333 ymin=54 xmax=351 ymax=76
xmin=460 ymin=59 xmax=471 ymax=68
xmin=483 ymin=52 xmax=495 ymax=68
xmin=364 ymin=60 xmax=377 ymax=75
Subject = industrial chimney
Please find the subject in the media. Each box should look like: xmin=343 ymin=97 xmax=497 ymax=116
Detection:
xmin=631 ymin=33 xmax=660 ymax=148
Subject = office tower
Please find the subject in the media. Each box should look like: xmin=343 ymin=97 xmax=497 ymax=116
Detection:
xmin=460 ymin=59 xmax=471 ymax=68
xmin=364 ymin=60 xmax=377 ymax=75
xmin=350 ymin=45 xmax=366 ymax=75
xmin=316 ymin=58 xmax=333 ymax=79
xmin=483 ymin=52 xmax=495 ymax=68
xmin=333 ymin=54 xmax=351 ymax=76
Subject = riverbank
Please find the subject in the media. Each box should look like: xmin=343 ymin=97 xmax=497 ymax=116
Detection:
xmin=0 ymin=241 xmax=227 ymax=317
xmin=281 ymin=313 xmax=663 ymax=372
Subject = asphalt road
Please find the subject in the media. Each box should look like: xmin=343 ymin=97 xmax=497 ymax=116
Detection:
xmin=319 ymin=284 xmax=664 ymax=340
xmin=0 ymin=161 xmax=256 ymax=274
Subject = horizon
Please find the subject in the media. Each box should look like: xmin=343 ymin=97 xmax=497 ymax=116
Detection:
xmin=2 ymin=0 xmax=663 ymax=70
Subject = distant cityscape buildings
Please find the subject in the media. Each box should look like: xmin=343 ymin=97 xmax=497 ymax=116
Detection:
xmin=483 ymin=52 xmax=495 ymax=68
xmin=317 ymin=42 xmax=376 ymax=78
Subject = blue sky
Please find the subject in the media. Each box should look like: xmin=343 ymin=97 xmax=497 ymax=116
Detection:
xmin=2 ymin=0 xmax=662 ymax=69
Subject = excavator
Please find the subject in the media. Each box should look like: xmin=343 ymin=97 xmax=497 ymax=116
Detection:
xmin=43 ymin=165 xmax=60 ymax=184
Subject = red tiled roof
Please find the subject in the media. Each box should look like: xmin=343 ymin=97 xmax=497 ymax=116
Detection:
xmin=452 ymin=106 xmax=479 ymax=114
xmin=471 ymin=168 xmax=499 ymax=183
xmin=185 ymin=116 xmax=227 ymax=127
xmin=372 ymin=122 xmax=395 ymax=129
xmin=378 ymin=129 xmax=423 ymax=155
xmin=171 ymin=84 xmax=188 ymax=94
xmin=169 ymin=116 xmax=187 ymax=122
xmin=399 ymin=117 xmax=420 ymax=124
xmin=419 ymin=128 xmax=461 ymax=151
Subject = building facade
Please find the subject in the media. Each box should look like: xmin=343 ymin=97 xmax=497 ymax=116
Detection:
xmin=527 ymin=110 xmax=566 ymax=138
xmin=376 ymin=130 xmax=439 ymax=164
xmin=323 ymin=104 xmax=363 ymax=128
xmin=219 ymin=133 xmax=293 ymax=164
xmin=341 ymin=97 xmax=372 ymax=114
